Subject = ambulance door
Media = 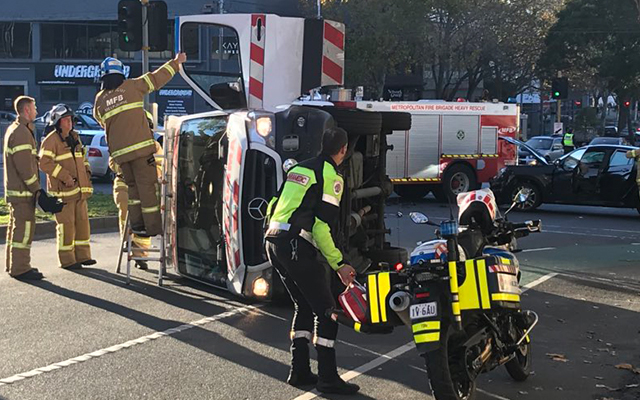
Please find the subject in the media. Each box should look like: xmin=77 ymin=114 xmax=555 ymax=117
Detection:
xmin=176 ymin=15 xmax=251 ymax=110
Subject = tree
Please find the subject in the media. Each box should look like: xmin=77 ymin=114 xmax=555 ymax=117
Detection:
xmin=539 ymin=0 xmax=640 ymax=137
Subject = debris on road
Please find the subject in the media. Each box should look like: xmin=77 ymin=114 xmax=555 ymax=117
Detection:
xmin=615 ymin=363 xmax=640 ymax=374
xmin=546 ymin=353 xmax=569 ymax=362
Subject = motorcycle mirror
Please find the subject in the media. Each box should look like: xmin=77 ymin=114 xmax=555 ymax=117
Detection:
xmin=396 ymin=211 xmax=403 ymax=218
xmin=283 ymin=158 xmax=298 ymax=173
xmin=409 ymin=212 xmax=429 ymax=224
xmin=514 ymin=188 xmax=531 ymax=204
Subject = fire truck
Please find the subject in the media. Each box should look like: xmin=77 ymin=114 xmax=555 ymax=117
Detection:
xmin=355 ymin=101 xmax=520 ymax=200
xmin=160 ymin=13 xmax=411 ymax=299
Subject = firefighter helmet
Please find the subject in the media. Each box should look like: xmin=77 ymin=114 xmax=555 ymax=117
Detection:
xmin=46 ymin=103 xmax=75 ymax=128
xmin=100 ymin=57 xmax=125 ymax=78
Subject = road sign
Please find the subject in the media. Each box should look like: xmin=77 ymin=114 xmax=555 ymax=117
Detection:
xmin=554 ymin=122 xmax=564 ymax=135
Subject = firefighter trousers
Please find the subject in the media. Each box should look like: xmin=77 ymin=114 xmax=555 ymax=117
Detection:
xmin=55 ymin=198 xmax=91 ymax=268
xmin=5 ymin=202 xmax=36 ymax=277
xmin=119 ymin=156 xmax=162 ymax=236
xmin=265 ymin=236 xmax=343 ymax=350
xmin=114 ymin=186 xmax=150 ymax=257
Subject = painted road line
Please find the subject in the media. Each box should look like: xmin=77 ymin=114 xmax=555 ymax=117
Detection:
xmin=521 ymin=247 xmax=556 ymax=253
xmin=0 ymin=304 xmax=259 ymax=387
xmin=290 ymin=272 xmax=559 ymax=400
xmin=544 ymin=230 xmax=619 ymax=238
xmin=522 ymin=272 xmax=558 ymax=293
xmin=545 ymin=225 xmax=640 ymax=235
xmin=291 ymin=342 xmax=415 ymax=400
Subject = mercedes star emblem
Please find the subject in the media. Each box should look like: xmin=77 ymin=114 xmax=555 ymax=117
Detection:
xmin=248 ymin=197 xmax=269 ymax=221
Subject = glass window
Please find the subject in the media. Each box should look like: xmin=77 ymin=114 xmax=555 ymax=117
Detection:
xmin=41 ymin=24 xmax=64 ymax=59
xmin=610 ymin=150 xmax=634 ymax=167
xmin=525 ymin=138 xmax=552 ymax=150
xmin=41 ymin=86 xmax=78 ymax=103
xmin=581 ymin=150 xmax=606 ymax=167
xmin=562 ymin=148 xmax=585 ymax=170
xmin=88 ymin=24 xmax=112 ymax=59
xmin=100 ymin=136 xmax=108 ymax=147
xmin=63 ymin=24 xmax=88 ymax=59
xmin=0 ymin=23 xmax=32 ymax=58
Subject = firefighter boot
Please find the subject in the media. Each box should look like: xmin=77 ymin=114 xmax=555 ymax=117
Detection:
xmin=316 ymin=346 xmax=359 ymax=395
xmin=287 ymin=338 xmax=317 ymax=387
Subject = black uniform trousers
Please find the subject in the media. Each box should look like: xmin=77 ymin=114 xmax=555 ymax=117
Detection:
xmin=266 ymin=236 xmax=343 ymax=345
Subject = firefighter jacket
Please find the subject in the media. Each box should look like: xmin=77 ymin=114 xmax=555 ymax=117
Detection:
xmin=3 ymin=116 xmax=40 ymax=203
xmin=39 ymin=130 xmax=93 ymax=201
xmin=266 ymin=155 xmax=346 ymax=271
xmin=93 ymin=59 xmax=179 ymax=164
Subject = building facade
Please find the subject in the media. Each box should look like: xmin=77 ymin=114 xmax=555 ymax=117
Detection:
xmin=0 ymin=0 xmax=302 ymax=118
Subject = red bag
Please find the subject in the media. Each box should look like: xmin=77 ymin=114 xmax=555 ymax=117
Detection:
xmin=338 ymin=282 xmax=369 ymax=323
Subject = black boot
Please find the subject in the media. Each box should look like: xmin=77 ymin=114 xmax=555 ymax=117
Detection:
xmin=316 ymin=346 xmax=359 ymax=395
xmin=287 ymin=338 xmax=318 ymax=387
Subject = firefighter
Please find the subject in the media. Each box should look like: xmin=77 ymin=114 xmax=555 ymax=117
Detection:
xmin=265 ymin=127 xmax=359 ymax=395
xmin=39 ymin=104 xmax=95 ymax=270
xmin=93 ymin=53 xmax=186 ymax=236
xmin=3 ymin=96 xmax=43 ymax=280
xmin=563 ymin=128 xmax=575 ymax=154
xmin=626 ymin=148 xmax=640 ymax=200
xmin=110 ymin=141 xmax=163 ymax=270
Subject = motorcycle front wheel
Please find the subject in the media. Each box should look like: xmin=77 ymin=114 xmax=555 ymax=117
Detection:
xmin=423 ymin=323 xmax=476 ymax=400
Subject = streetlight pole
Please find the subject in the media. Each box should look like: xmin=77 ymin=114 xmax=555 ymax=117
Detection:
xmin=141 ymin=0 xmax=150 ymax=110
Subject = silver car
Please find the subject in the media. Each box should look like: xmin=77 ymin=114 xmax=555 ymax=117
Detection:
xmin=518 ymin=136 xmax=564 ymax=164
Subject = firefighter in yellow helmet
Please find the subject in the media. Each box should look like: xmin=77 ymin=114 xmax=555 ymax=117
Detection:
xmin=93 ymin=54 xmax=185 ymax=237
xmin=39 ymin=104 xmax=95 ymax=270
xmin=4 ymin=96 xmax=43 ymax=280
xmin=110 ymin=140 xmax=163 ymax=269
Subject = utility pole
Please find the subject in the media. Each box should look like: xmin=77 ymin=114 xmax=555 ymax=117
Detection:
xmin=141 ymin=0 xmax=150 ymax=110
xmin=317 ymin=0 xmax=321 ymax=18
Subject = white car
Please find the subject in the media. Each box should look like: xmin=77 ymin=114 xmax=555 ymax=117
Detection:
xmin=74 ymin=115 xmax=112 ymax=181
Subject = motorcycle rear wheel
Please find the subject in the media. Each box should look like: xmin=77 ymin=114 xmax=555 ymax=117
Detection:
xmin=424 ymin=323 xmax=476 ymax=400
xmin=505 ymin=336 xmax=532 ymax=382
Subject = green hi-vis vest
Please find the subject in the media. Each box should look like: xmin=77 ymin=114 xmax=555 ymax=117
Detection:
xmin=563 ymin=133 xmax=574 ymax=147
xmin=266 ymin=155 xmax=346 ymax=271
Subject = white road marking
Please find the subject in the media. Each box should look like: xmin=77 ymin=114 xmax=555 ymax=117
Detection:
xmin=545 ymin=224 xmax=640 ymax=235
xmin=291 ymin=342 xmax=415 ymax=400
xmin=522 ymin=273 xmax=558 ymax=293
xmin=0 ymin=304 xmax=258 ymax=386
xmin=477 ymin=388 xmax=513 ymax=400
xmin=521 ymin=247 xmax=556 ymax=253
xmin=337 ymin=340 xmax=385 ymax=357
xmin=544 ymin=230 xmax=619 ymax=238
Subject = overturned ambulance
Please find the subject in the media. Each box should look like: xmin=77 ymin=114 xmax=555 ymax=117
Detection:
xmin=162 ymin=14 xmax=411 ymax=299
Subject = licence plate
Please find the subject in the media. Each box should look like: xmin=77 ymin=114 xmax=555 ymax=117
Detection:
xmin=497 ymin=274 xmax=520 ymax=294
xmin=410 ymin=302 xmax=438 ymax=320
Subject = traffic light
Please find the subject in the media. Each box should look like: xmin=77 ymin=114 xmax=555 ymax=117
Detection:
xmin=148 ymin=1 xmax=168 ymax=52
xmin=574 ymin=100 xmax=582 ymax=107
xmin=551 ymin=77 xmax=569 ymax=100
xmin=118 ymin=0 xmax=142 ymax=51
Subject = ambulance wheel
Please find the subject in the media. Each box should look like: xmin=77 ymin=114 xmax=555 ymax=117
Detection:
xmin=443 ymin=164 xmax=477 ymax=201
xmin=326 ymin=109 xmax=382 ymax=136
xmin=381 ymin=112 xmax=412 ymax=132
xmin=424 ymin=322 xmax=477 ymax=400
xmin=394 ymin=185 xmax=430 ymax=200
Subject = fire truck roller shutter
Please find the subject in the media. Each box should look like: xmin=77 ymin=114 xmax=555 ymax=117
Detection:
xmin=324 ymin=108 xmax=382 ymax=136
xmin=381 ymin=112 xmax=412 ymax=133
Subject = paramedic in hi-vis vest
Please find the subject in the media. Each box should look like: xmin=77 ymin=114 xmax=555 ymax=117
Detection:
xmin=110 ymin=141 xmax=163 ymax=270
xmin=265 ymin=127 xmax=359 ymax=395
xmin=93 ymin=53 xmax=185 ymax=236
xmin=4 ymin=96 xmax=43 ymax=281
xmin=563 ymin=128 xmax=575 ymax=154
xmin=39 ymin=104 xmax=95 ymax=270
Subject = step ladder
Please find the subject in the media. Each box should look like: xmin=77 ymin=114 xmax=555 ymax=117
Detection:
xmin=115 ymin=212 xmax=166 ymax=286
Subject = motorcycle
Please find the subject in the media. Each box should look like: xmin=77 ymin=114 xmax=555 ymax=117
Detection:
xmin=331 ymin=188 xmax=541 ymax=400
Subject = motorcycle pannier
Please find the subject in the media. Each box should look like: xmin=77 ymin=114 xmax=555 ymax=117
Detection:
xmin=457 ymin=255 xmax=521 ymax=311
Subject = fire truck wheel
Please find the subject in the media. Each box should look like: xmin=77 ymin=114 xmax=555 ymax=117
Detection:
xmin=442 ymin=164 xmax=477 ymax=200
xmin=326 ymin=109 xmax=383 ymax=136
xmin=393 ymin=185 xmax=430 ymax=200
xmin=381 ymin=112 xmax=412 ymax=132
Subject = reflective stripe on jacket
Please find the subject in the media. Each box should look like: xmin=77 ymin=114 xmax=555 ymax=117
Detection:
xmin=39 ymin=130 xmax=93 ymax=201
xmin=266 ymin=155 xmax=346 ymax=271
xmin=94 ymin=59 xmax=178 ymax=164
xmin=3 ymin=116 xmax=40 ymax=203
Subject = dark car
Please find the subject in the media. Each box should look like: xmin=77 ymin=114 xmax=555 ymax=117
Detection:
xmin=589 ymin=136 xmax=628 ymax=146
xmin=491 ymin=137 xmax=639 ymax=212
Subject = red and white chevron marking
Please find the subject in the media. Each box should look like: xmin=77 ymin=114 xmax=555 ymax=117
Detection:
xmin=249 ymin=14 xmax=266 ymax=108
xmin=321 ymin=20 xmax=345 ymax=86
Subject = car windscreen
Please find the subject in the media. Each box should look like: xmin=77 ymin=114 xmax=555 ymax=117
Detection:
xmin=590 ymin=137 xmax=618 ymax=145
xmin=525 ymin=138 xmax=553 ymax=150
xmin=75 ymin=114 xmax=101 ymax=130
